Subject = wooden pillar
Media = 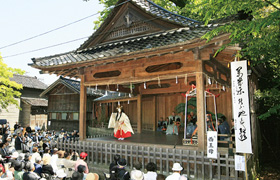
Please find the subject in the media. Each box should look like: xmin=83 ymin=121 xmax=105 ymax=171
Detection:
xmin=152 ymin=96 xmax=156 ymax=131
xmin=196 ymin=60 xmax=206 ymax=151
xmin=137 ymin=94 xmax=142 ymax=133
xmin=79 ymin=75 xmax=87 ymax=140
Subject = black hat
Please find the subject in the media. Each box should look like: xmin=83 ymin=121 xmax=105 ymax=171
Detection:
xmin=117 ymin=158 xmax=127 ymax=166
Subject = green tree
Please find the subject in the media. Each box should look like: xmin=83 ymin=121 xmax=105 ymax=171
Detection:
xmin=0 ymin=53 xmax=24 ymax=109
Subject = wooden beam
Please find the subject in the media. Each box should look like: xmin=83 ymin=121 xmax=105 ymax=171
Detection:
xmin=196 ymin=60 xmax=206 ymax=151
xmin=137 ymin=94 xmax=142 ymax=133
xmin=94 ymin=97 xmax=138 ymax=104
xmin=79 ymin=75 xmax=87 ymax=140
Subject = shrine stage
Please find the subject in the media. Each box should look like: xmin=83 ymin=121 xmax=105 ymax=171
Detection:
xmin=86 ymin=130 xmax=194 ymax=149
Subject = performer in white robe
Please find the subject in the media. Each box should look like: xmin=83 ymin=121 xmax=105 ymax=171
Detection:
xmin=166 ymin=111 xmax=181 ymax=135
xmin=108 ymin=106 xmax=134 ymax=140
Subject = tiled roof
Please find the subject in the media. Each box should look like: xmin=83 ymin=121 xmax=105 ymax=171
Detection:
xmin=31 ymin=26 xmax=215 ymax=68
xmin=21 ymin=97 xmax=48 ymax=107
xmin=10 ymin=74 xmax=48 ymax=90
xmin=94 ymin=90 xmax=134 ymax=102
xmin=131 ymin=0 xmax=200 ymax=26
xmin=40 ymin=76 xmax=104 ymax=97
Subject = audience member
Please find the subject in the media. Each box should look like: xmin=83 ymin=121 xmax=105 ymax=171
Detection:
xmin=166 ymin=163 xmax=187 ymax=180
xmin=75 ymin=152 xmax=89 ymax=174
xmin=144 ymin=162 xmax=157 ymax=180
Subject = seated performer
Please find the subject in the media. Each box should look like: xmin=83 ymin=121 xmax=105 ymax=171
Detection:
xmin=108 ymin=105 xmax=134 ymax=140
xmin=166 ymin=112 xmax=181 ymax=135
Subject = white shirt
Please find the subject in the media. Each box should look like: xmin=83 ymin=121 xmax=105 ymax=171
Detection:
xmin=50 ymin=154 xmax=58 ymax=173
xmin=144 ymin=171 xmax=157 ymax=180
xmin=166 ymin=172 xmax=187 ymax=180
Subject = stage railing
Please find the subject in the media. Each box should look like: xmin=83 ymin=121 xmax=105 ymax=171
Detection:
xmin=57 ymin=139 xmax=245 ymax=180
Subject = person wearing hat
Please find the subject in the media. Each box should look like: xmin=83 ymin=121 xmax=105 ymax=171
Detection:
xmin=131 ymin=169 xmax=144 ymax=180
xmin=108 ymin=105 xmax=134 ymax=140
xmin=110 ymin=158 xmax=130 ymax=180
xmin=75 ymin=152 xmax=89 ymax=174
xmin=56 ymin=169 xmax=67 ymax=180
xmin=166 ymin=163 xmax=187 ymax=180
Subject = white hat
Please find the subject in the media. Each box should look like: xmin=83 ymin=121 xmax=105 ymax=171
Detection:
xmin=131 ymin=170 xmax=144 ymax=180
xmin=172 ymin=163 xmax=183 ymax=171
xmin=11 ymin=151 xmax=19 ymax=159
xmin=56 ymin=169 xmax=67 ymax=178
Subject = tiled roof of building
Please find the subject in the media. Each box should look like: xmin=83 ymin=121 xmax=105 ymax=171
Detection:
xmin=21 ymin=97 xmax=48 ymax=107
xmin=31 ymin=26 xmax=216 ymax=68
xmin=10 ymin=74 xmax=48 ymax=90
xmin=40 ymin=76 xmax=104 ymax=97
xmin=128 ymin=0 xmax=199 ymax=26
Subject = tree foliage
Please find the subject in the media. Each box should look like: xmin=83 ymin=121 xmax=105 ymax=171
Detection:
xmin=93 ymin=0 xmax=280 ymax=120
xmin=0 ymin=54 xmax=24 ymax=109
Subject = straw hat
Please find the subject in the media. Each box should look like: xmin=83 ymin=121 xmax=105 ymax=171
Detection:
xmin=131 ymin=170 xmax=144 ymax=180
xmin=85 ymin=173 xmax=99 ymax=180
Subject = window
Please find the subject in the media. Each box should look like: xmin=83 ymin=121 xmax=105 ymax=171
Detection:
xmin=62 ymin=113 xmax=67 ymax=120
xmin=51 ymin=113 xmax=56 ymax=120
xmin=73 ymin=113 xmax=79 ymax=120
xmin=93 ymin=70 xmax=121 ymax=78
xmin=146 ymin=62 xmax=183 ymax=73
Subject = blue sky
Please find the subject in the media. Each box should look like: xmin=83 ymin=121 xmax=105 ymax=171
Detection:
xmin=0 ymin=0 xmax=104 ymax=85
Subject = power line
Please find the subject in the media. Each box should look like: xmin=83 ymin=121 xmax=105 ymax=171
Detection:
xmin=2 ymin=36 xmax=89 ymax=59
xmin=0 ymin=0 xmax=131 ymax=50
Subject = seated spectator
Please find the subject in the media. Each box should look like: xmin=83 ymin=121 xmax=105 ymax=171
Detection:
xmin=144 ymin=162 xmax=157 ymax=180
xmin=131 ymin=161 xmax=142 ymax=179
xmin=75 ymin=152 xmax=89 ymax=174
xmin=14 ymin=160 xmax=24 ymax=180
xmin=34 ymin=156 xmax=42 ymax=177
xmin=50 ymin=148 xmax=59 ymax=173
xmin=0 ymin=142 xmax=9 ymax=158
xmin=63 ymin=151 xmax=78 ymax=178
xmin=42 ymin=155 xmax=55 ymax=177
xmin=31 ymin=147 xmax=40 ymax=164
xmin=23 ymin=161 xmax=40 ymax=180
xmin=77 ymin=165 xmax=87 ymax=179
xmin=72 ymin=171 xmax=83 ymax=180
xmin=166 ymin=163 xmax=187 ymax=180
xmin=109 ymin=154 xmax=120 ymax=172
xmin=110 ymin=158 xmax=130 ymax=180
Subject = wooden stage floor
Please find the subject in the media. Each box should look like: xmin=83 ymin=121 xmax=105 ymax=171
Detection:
xmin=86 ymin=130 xmax=189 ymax=148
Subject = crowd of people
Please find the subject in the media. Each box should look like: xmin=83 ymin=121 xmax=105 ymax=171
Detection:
xmin=106 ymin=154 xmax=187 ymax=180
xmin=0 ymin=122 xmax=103 ymax=180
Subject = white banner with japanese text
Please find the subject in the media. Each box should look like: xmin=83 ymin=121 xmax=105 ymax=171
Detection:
xmin=207 ymin=131 xmax=217 ymax=159
xmin=231 ymin=60 xmax=252 ymax=153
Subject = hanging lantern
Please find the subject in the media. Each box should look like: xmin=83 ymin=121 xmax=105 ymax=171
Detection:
xmin=105 ymin=90 xmax=108 ymax=96
xmin=116 ymin=84 xmax=119 ymax=91
xmin=222 ymin=85 xmax=225 ymax=91
xmin=118 ymin=101 xmax=120 ymax=106
xmin=128 ymin=100 xmax=130 ymax=104
xmin=95 ymin=84 xmax=98 ymax=90
xmin=129 ymin=93 xmax=132 ymax=98
xmin=144 ymin=82 xmax=147 ymax=89
xmin=118 ymin=92 xmax=121 ymax=96
xmin=176 ymin=76 xmax=178 ymax=84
